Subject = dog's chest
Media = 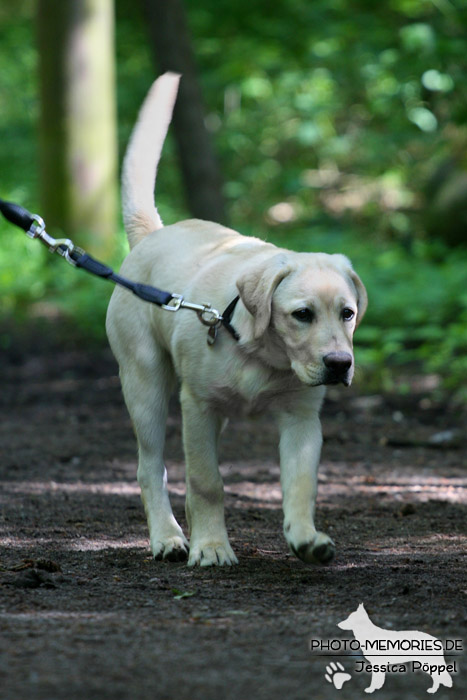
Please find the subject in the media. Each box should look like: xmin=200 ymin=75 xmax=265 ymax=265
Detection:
xmin=208 ymin=364 xmax=298 ymax=416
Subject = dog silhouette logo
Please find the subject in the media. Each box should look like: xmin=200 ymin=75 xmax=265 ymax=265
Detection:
xmin=337 ymin=603 xmax=454 ymax=694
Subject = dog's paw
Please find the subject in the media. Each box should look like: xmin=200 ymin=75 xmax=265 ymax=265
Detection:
xmin=325 ymin=661 xmax=351 ymax=689
xmin=152 ymin=535 xmax=189 ymax=563
xmin=289 ymin=531 xmax=335 ymax=565
xmin=187 ymin=540 xmax=238 ymax=567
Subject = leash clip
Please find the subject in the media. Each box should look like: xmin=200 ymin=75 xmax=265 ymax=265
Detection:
xmin=26 ymin=214 xmax=77 ymax=265
xmin=161 ymin=293 xmax=184 ymax=312
xmin=195 ymin=304 xmax=223 ymax=327
xmin=26 ymin=214 xmax=46 ymax=240
xmin=162 ymin=295 xmax=223 ymax=327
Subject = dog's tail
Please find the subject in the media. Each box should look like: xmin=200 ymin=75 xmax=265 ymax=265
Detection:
xmin=121 ymin=72 xmax=181 ymax=249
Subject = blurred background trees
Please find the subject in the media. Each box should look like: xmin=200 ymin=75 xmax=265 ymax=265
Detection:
xmin=142 ymin=0 xmax=226 ymax=223
xmin=0 ymin=0 xmax=466 ymax=396
xmin=38 ymin=0 xmax=117 ymax=258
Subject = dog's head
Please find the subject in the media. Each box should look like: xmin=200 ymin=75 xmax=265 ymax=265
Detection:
xmin=337 ymin=603 xmax=368 ymax=630
xmin=236 ymin=251 xmax=367 ymax=387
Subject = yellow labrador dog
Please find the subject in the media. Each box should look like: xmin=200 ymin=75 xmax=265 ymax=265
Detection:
xmin=106 ymin=73 xmax=367 ymax=567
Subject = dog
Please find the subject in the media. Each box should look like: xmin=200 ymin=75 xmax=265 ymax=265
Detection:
xmin=338 ymin=603 xmax=454 ymax=693
xmin=106 ymin=73 xmax=367 ymax=567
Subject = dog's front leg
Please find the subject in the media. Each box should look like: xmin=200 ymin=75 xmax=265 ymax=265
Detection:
xmin=181 ymin=385 xmax=238 ymax=567
xmin=278 ymin=409 xmax=335 ymax=564
xmin=364 ymin=670 xmax=386 ymax=693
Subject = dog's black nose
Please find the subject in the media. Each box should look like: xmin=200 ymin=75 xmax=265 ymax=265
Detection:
xmin=323 ymin=352 xmax=353 ymax=374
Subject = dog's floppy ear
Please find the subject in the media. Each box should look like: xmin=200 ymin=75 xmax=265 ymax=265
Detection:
xmin=236 ymin=254 xmax=292 ymax=339
xmin=332 ymin=254 xmax=367 ymax=327
xmin=349 ymin=269 xmax=367 ymax=327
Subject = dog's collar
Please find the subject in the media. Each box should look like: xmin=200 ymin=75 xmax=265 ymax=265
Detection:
xmin=207 ymin=295 xmax=240 ymax=346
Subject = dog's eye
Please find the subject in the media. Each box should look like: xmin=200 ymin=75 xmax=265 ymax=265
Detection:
xmin=342 ymin=308 xmax=355 ymax=322
xmin=292 ymin=308 xmax=314 ymax=323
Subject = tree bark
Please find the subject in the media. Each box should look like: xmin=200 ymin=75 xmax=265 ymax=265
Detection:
xmin=142 ymin=0 xmax=227 ymax=224
xmin=37 ymin=0 xmax=118 ymax=257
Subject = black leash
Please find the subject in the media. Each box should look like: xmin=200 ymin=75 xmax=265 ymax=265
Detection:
xmin=0 ymin=198 xmax=240 ymax=344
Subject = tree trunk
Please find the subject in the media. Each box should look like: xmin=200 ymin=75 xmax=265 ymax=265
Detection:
xmin=142 ymin=0 xmax=227 ymax=225
xmin=37 ymin=0 xmax=118 ymax=258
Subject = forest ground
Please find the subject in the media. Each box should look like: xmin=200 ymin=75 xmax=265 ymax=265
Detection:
xmin=0 ymin=345 xmax=465 ymax=699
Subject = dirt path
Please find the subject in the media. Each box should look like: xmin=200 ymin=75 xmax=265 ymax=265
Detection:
xmin=0 ymin=348 xmax=465 ymax=699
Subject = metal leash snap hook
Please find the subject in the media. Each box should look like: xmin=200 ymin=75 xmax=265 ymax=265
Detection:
xmin=53 ymin=239 xmax=79 ymax=266
xmin=26 ymin=214 xmax=46 ymax=240
xmin=26 ymin=214 xmax=76 ymax=262
xmin=51 ymin=238 xmax=75 ymax=255
xmin=161 ymin=294 xmax=184 ymax=312
xmin=197 ymin=304 xmax=222 ymax=327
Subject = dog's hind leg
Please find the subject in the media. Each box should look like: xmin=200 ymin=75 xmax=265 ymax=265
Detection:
xmin=181 ymin=385 xmax=238 ymax=567
xmin=428 ymin=666 xmax=453 ymax=693
xmin=119 ymin=344 xmax=189 ymax=561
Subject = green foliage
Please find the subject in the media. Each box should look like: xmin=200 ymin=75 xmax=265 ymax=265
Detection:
xmin=184 ymin=0 xmax=467 ymax=241
xmin=1 ymin=0 xmax=467 ymax=395
xmin=0 ymin=3 xmax=38 ymax=201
